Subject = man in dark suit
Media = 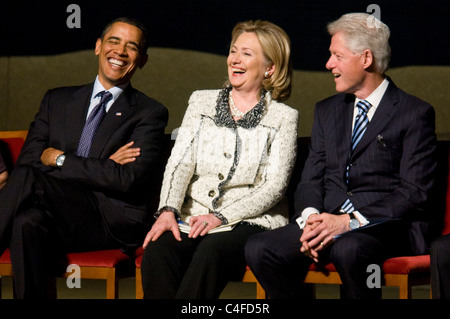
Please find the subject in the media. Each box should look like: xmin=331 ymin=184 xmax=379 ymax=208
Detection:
xmin=245 ymin=13 xmax=437 ymax=299
xmin=0 ymin=17 xmax=168 ymax=298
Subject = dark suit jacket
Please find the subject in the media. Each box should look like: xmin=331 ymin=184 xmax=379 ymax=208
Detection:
xmin=294 ymin=79 xmax=437 ymax=254
xmin=16 ymin=82 xmax=168 ymax=247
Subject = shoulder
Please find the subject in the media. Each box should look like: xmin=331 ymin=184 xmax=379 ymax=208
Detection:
xmin=186 ymin=89 xmax=221 ymax=115
xmin=126 ymin=87 xmax=168 ymax=119
xmin=393 ymin=86 xmax=434 ymax=112
xmin=45 ymin=84 xmax=91 ymax=98
xmin=268 ymin=99 xmax=298 ymax=117
xmin=261 ymin=94 xmax=299 ymax=128
xmin=315 ymin=93 xmax=349 ymax=108
xmin=188 ymin=89 xmax=221 ymax=104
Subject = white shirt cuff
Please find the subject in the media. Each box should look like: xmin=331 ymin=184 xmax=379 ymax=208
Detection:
xmin=353 ymin=210 xmax=369 ymax=226
xmin=296 ymin=207 xmax=320 ymax=229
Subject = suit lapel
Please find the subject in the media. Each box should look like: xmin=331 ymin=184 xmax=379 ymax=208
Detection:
xmin=89 ymin=85 xmax=135 ymax=158
xmin=350 ymin=80 xmax=400 ymax=159
xmin=337 ymin=94 xmax=355 ymax=177
xmin=65 ymin=84 xmax=94 ymax=154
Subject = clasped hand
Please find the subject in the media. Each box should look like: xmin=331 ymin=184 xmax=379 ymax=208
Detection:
xmin=300 ymin=213 xmax=350 ymax=262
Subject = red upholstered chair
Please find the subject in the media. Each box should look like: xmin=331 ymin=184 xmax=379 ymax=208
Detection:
xmin=65 ymin=249 xmax=135 ymax=299
xmin=0 ymin=131 xmax=136 ymax=299
xmin=242 ymin=267 xmax=266 ymax=299
xmin=135 ymin=247 xmax=144 ymax=299
xmin=0 ymin=249 xmax=13 ymax=299
xmin=0 ymin=131 xmax=27 ymax=298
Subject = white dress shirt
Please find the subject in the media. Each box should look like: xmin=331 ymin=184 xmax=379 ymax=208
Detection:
xmin=86 ymin=76 xmax=127 ymax=119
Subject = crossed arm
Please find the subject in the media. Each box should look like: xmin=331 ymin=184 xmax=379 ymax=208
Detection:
xmin=40 ymin=141 xmax=141 ymax=167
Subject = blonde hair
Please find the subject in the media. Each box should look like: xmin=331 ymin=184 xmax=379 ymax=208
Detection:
xmin=228 ymin=20 xmax=292 ymax=101
xmin=327 ymin=13 xmax=391 ymax=74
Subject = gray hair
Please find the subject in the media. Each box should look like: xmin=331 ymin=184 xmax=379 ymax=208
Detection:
xmin=327 ymin=13 xmax=391 ymax=74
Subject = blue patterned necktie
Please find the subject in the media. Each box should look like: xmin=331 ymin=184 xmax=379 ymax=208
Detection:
xmin=351 ymin=100 xmax=372 ymax=151
xmin=342 ymin=100 xmax=372 ymax=213
xmin=76 ymin=91 xmax=112 ymax=158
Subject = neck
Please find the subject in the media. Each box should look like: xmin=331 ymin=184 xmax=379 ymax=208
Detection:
xmin=354 ymin=73 xmax=385 ymax=100
xmin=230 ymin=87 xmax=261 ymax=110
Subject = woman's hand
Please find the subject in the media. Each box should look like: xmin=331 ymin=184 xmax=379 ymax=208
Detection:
xmin=143 ymin=210 xmax=181 ymax=248
xmin=188 ymin=214 xmax=222 ymax=238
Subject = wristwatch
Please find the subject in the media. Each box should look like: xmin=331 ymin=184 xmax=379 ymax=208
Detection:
xmin=56 ymin=154 xmax=66 ymax=167
xmin=348 ymin=212 xmax=360 ymax=230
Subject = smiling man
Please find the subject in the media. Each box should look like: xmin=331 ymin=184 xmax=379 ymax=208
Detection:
xmin=0 ymin=17 xmax=168 ymax=298
xmin=245 ymin=13 xmax=437 ymax=299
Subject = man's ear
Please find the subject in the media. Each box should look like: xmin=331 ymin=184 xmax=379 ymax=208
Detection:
xmin=362 ymin=49 xmax=374 ymax=70
xmin=94 ymin=38 xmax=102 ymax=56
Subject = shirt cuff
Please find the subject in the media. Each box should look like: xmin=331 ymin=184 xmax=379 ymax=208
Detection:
xmin=353 ymin=210 xmax=369 ymax=226
xmin=296 ymin=207 xmax=320 ymax=229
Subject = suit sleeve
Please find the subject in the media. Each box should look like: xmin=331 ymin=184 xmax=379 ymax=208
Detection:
xmin=293 ymin=102 xmax=327 ymax=219
xmin=59 ymin=104 xmax=168 ymax=193
xmin=16 ymin=89 xmax=54 ymax=171
xmin=359 ymin=102 xmax=437 ymax=221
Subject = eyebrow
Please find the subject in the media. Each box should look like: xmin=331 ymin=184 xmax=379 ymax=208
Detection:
xmin=231 ymin=45 xmax=255 ymax=53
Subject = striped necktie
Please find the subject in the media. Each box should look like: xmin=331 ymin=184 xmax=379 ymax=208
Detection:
xmin=76 ymin=91 xmax=112 ymax=158
xmin=351 ymin=100 xmax=372 ymax=151
xmin=342 ymin=100 xmax=372 ymax=213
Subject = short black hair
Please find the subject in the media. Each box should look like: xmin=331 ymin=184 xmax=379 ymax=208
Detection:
xmin=100 ymin=17 xmax=149 ymax=54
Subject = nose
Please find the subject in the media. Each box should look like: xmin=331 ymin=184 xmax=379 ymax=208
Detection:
xmin=325 ymin=55 xmax=335 ymax=70
xmin=115 ymin=44 xmax=127 ymax=56
xmin=229 ymin=52 xmax=240 ymax=64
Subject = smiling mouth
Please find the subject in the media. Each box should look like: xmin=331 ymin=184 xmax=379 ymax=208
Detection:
xmin=108 ymin=58 xmax=126 ymax=68
xmin=232 ymin=67 xmax=246 ymax=75
xmin=333 ymin=73 xmax=341 ymax=78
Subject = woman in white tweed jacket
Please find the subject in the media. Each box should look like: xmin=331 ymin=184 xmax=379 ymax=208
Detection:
xmin=141 ymin=20 xmax=298 ymax=298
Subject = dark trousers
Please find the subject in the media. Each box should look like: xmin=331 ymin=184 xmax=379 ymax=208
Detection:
xmin=0 ymin=165 xmax=117 ymax=298
xmin=141 ymin=222 xmax=264 ymax=299
xmin=245 ymin=220 xmax=411 ymax=299
xmin=430 ymin=234 xmax=450 ymax=299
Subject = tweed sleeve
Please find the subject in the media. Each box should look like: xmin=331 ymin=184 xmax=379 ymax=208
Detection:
xmin=157 ymin=92 xmax=202 ymax=212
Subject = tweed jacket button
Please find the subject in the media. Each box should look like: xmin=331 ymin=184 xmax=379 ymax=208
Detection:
xmin=208 ymin=190 xmax=216 ymax=197
xmin=223 ymin=152 xmax=232 ymax=159
xmin=218 ymin=173 xmax=224 ymax=180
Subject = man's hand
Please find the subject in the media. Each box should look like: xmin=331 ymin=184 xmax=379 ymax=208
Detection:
xmin=300 ymin=213 xmax=350 ymax=262
xmin=41 ymin=147 xmax=64 ymax=166
xmin=143 ymin=210 xmax=181 ymax=247
xmin=109 ymin=141 xmax=140 ymax=165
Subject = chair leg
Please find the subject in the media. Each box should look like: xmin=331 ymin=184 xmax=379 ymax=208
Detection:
xmin=135 ymin=268 xmax=143 ymax=299
xmin=255 ymin=281 xmax=266 ymax=299
xmin=105 ymin=269 xmax=118 ymax=299
xmin=398 ymin=280 xmax=412 ymax=299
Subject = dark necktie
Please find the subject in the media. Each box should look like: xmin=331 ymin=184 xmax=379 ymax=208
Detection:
xmin=342 ymin=100 xmax=372 ymax=213
xmin=76 ymin=91 xmax=112 ymax=158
